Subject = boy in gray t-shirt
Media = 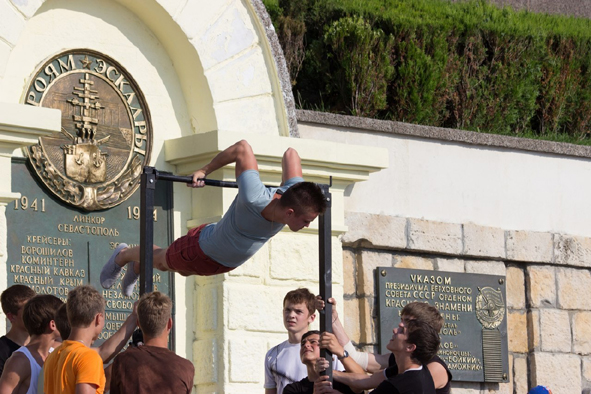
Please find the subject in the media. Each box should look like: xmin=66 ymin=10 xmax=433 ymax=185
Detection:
xmin=101 ymin=140 xmax=326 ymax=296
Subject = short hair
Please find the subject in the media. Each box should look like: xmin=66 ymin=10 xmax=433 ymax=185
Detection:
xmin=283 ymin=288 xmax=316 ymax=315
xmin=137 ymin=292 xmax=172 ymax=338
xmin=401 ymin=302 xmax=444 ymax=332
xmin=280 ymin=182 xmax=326 ymax=216
xmin=406 ymin=319 xmax=440 ymax=365
xmin=1 ymin=285 xmax=35 ymax=315
xmin=67 ymin=285 xmax=105 ymax=328
xmin=55 ymin=303 xmax=71 ymax=340
xmin=301 ymin=330 xmax=320 ymax=345
xmin=23 ymin=295 xmax=63 ymax=336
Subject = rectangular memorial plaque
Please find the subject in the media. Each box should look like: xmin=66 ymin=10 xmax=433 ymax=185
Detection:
xmin=377 ymin=267 xmax=509 ymax=382
xmin=6 ymin=158 xmax=174 ymax=346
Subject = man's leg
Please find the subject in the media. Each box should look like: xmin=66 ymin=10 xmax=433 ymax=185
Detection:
xmin=114 ymin=245 xmax=169 ymax=271
xmin=115 ymin=246 xmax=169 ymax=275
xmin=120 ymin=248 xmax=170 ymax=296
xmin=101 ymin=244 xmax=170 ymax=296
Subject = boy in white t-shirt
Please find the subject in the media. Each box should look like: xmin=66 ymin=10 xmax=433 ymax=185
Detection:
xmin=264 ymin=288 xmax=317 ymax=394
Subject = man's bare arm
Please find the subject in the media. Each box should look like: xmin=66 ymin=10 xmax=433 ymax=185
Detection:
xmin=190 ymin=140 xmax=258 ymax=187
xmin=316 ymin=296 xmax=390 ymax=373
xmin=0 ymin=354 xmax=29 ymax=394
xmin=265 ymin=388 xmax=277 ymax=394
xmin=281 ymin=148 xmax=303 ymax=185
xmin=318 ymin=332 xmax=364 ymax=374
xmin=95 ymin=306 xmax=138 ymax=363
xmin=428 ymin=361 xmax=449 ymax=389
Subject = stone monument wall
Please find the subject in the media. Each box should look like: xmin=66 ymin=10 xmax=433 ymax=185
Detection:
xmin=341 ymin=213 xmax=591 ymax=393
xmin=298 ymin=110 xmax=591 ymax=393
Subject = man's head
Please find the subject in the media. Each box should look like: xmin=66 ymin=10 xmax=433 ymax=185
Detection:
xmin=386 ymin=319 xmax=440 ymax=365
xmin=22 ymin=295 xmax=63 ymax=337
xmin=137 ymin=291 xmax=172 ymax=339
xmin=54 ymin=303 xmax=71 ymax=341
xmin=401 ymin=302 xmax=444 ymax=332
xmin=1 ymin=285 xmax=35 ymax=330
xmin=299 ymin=330 xmax=320 ymax=365
xmin=279 ymin=182 xmax=326 ymax=231
xmin=67 ymin=285 xmax=105 ymax=338
xmin=283 ymin=288 xmax=316 ymax=334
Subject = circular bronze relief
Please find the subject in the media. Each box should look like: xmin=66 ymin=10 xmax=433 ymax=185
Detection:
xmin=24 ymin=50 xmax=152 ymax=211
xmin=475 ymin=287 xmax=505 ymax=330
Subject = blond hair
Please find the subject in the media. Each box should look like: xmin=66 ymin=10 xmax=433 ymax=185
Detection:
xmin=137 ymin=292 xmax=172 ymax=338
xmin=67 ymin=285 xmax=105 ymax=328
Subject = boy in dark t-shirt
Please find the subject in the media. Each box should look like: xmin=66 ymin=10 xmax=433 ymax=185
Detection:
xmin=384 ymin=353 xmax=452 ymax=394
xmin=316 ymin=299 xmax=452 ymax=393
xmin=370 ymin=319 xmax=440 ymax=394
xmin=283 ymin=331 xmax=361 ymax=394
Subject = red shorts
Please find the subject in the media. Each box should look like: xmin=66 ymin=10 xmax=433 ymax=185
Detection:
xmin=165 ymin=223 xmax=235 ymax=276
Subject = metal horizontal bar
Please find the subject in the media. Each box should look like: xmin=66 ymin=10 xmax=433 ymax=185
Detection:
xmin=153 ymin=169 xmax=278 ymax=189
xmin=154 ymin=170 xmax=239 ymax=188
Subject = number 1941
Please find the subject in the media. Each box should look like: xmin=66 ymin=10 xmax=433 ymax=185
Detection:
xmin=13 ymin=196 xmax=45 ymax=212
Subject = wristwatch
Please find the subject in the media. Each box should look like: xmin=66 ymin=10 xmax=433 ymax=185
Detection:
xmin=338 ymin=350 xmax=349 ymax=360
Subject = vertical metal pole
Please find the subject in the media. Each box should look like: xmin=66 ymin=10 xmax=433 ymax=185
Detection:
xmin=318 ymin=183 xmax=333 ymax=382
xmin=140 ymin=166 xmax=156 ymax=295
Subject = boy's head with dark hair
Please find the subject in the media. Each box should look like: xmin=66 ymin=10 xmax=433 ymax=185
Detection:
xmin=137 ymin=292 xmax=172 ymax=338
xmin=405 ymin=319 xmax=441 ymax=365
xmin=67 ymin=285 xmax=105 ymax=329
xmin=279 ymin=182 xmax=326 ymax=231
xmin=1 ymin=285 xmax=36 ymax=316
xmin=54 ymin=303 xmax=71 ymax=340
xmin=22 ymin=295 xmax=63 ymax=337
xmin=300 ymin=330 xmax=320 ymax=344
xmin=386 ymin=319 xmax=440 ymax=366
xmin=1 ymin=285 xmax=36 ymax=334
xmin=401 ymin=302 xmax=444 ymax=333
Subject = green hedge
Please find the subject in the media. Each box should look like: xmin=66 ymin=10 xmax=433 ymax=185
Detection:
xmin=264 ymin=0 xmax=591 ymax=145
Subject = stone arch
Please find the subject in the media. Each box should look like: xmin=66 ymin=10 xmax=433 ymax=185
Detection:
xmin=0 ymin=0 xmax=296 ymax=137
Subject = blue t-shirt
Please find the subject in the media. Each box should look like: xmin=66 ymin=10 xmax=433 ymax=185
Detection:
xmin=199 ymin=170 xmax=304 ymax=267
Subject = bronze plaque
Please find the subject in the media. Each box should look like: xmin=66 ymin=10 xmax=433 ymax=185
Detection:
xmin=11 ymin=49 xmax=170 ymax=346
xmin=377 ymin=267 xmax=509 ymax=382
xmin=6 ymin=158 xmax=173 ymax=345
xmin=25 ymin=50 xmax=151 ymax=211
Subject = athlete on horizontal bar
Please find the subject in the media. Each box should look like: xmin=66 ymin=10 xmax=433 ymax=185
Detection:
xmin=100 ymin=140 xmax=327 ymax=296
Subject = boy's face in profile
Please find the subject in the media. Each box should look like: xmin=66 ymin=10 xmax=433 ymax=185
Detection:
xmin=286 ymin=211 xmax=318 ymax=232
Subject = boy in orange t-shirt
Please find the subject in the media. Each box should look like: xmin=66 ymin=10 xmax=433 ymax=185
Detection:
xmin=44 ymin=285 xmax=106 ymax=394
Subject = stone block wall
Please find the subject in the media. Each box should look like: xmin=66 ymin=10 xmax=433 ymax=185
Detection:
xmin=342 ymin=212 xmax=591 ymax=393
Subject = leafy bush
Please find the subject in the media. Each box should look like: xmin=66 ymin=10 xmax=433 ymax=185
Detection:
xmin=263 ymin=0 xmax=591 ymax=144
xmin=322 ymin=16 xmax=394 ymax=116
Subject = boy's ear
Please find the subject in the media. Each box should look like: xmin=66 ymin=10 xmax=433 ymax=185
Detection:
xmin=95 ymin=312 xmax=103 ymax=326
xmin=5 ymin=312 xmax=16 ymax=323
